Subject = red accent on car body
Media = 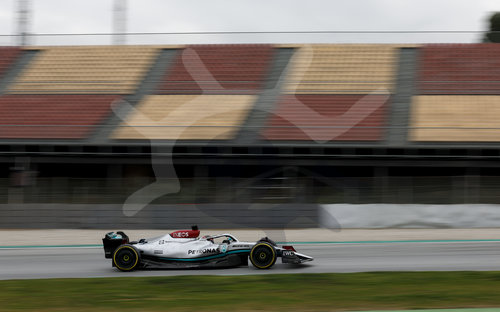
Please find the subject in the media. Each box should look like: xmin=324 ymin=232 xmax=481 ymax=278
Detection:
xmin=282 ymin=245 xmax=296 ymax=252
xmin=170 ymin=230 xmax=200 ymax=238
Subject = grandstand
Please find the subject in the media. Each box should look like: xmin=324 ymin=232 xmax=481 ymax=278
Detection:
xmin=418 ymin=44 xmax=500 ymax=95
xmin=1 ymin=43 xmax=500 ymax=221
xmin=262 ymin=94 xmax=387 ymax=141
xmin=410 ymin=44 xmax=500 ymax=142
xmin=0 ymin=95 xmax=119 ymax=139
xmin=112 ymin=94 xmax=256 ymax=140
xmin=410 ymin=95 xmax=500 ymax=142
xmin=0 ymin=47 xmax=21 ymax=79
xmin=283 ymin=44 xmax=401 ymax=94
xmin=7 ymin=46 xmax=158 ymax=94
xmin=156 ymin=45 xmax=273 ymax=94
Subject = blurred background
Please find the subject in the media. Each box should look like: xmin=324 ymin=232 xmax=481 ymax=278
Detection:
xmin=1 ymin=0 xmax=500 ymax=229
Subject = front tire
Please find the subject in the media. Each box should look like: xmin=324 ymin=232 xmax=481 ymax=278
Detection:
xmin=250 ymin=242 xmax=277 ymax=269
xmin=113 ymin=245 xmax=140 ymax=271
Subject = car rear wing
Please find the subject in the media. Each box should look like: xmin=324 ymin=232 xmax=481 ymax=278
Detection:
xmin=102 ymin=231 xmax=129 ymax=259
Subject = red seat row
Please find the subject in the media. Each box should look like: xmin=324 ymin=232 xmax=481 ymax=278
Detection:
xmin=0 ymin=95 xmax=119 ymax=139
xmin=156 ymin=45 xmax=274 ymax=94
xmin=262 ymin=95 xmax=388 ymax=141
xmin=418 ymin=44 xmax=500 ymax=94
xmin=0 ymin=47 xmax=20 ymax=79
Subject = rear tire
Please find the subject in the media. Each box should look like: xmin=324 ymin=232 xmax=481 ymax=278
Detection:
xmin=250 ymin=242 xmax=277 ymax=269
xmin=113 ymin=245 xmax=140 ymax=271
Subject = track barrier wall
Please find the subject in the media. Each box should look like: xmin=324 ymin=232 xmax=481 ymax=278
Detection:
xmin=321 ymin=204 xmax=500 ymax=229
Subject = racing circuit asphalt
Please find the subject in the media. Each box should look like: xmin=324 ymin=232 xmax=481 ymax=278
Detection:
xmin=2 ymin=241 xmax=500 ymax=280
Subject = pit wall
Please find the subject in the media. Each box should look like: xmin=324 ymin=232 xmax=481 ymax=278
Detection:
xmin=0 ymin=203 xmax=318 ymax=229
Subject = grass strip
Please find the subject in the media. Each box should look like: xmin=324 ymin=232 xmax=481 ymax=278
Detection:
xmin=2 ymin=272 xmax=500 ymax=311
xmin=367 ymin=310 xmax=500 ymax=312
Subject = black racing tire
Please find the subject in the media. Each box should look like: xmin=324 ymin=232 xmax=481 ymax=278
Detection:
xmin=250 ymin=242 xmax=277 ymax=269
xmin=113 ymin=244 xmax=140 ymax=271
xmin=258 ymin=237 xmax=277 ymax=247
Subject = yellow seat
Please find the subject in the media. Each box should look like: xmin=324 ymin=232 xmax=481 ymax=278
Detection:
xmin=112 ymin=95 xmax=256 ymax=140
xmin=284 ymin=44 xmax=409 ymax=94
xmin=410 ymin=95 xmax=500 ymax=142
xmin=7 ymin=46 xmax=160 ymax=94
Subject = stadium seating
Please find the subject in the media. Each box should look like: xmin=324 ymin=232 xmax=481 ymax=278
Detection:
xmin=284 ymin=45 xmax=401 ymax=94
xmin=410 ymin=44 xmax=500 ymax=142
xmin=0 ymin=47 xmax=21 ymax=79
xmin=155 ymin=45 xmax=273 ymax=94
xmin=409 ymin=95 xmax=500 ymax=142
xmin=113 ymin=45 xmax=272 ymax=141
xmin=263 ymin=45 xmax=397 ymax=142
xmin=112 ymin=95 xmax=256 ymax=140
xmin=0 ymin=95 xmax=119 ymax=139
xmin=418 ymin=44 xmax=500 ymax=95
xmin=262 ymin=94 xmax=388 ymax=141
xmin=3 ymin=43 xmax=499 ymax=144
xmin=7 ymin=46 xmax=159 ymax=94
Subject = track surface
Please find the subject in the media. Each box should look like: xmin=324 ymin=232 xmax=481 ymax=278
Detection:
xmin=2 ymin=242 xmax=500 ymax=280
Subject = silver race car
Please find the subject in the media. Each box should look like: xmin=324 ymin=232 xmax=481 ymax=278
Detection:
xmin=103 ymin=226 xmax=313 ymax=271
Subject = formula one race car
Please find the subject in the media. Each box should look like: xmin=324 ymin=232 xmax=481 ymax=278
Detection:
xmin=102 ymin=226 xmax=313 ymax=271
